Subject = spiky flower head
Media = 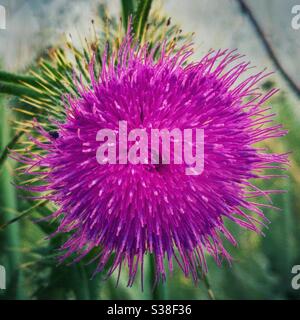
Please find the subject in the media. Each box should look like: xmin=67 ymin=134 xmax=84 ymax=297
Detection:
xmin=16 ymin=26 xmax=287 ymax=286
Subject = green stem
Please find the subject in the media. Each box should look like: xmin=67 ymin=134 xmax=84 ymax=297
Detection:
xmin=149 ymin=256 xmax=158 ymax=300
xmin=71 ymin=264 xmax=90 ymax=300
xmin=149 ymin=254 xmax=168 ymax=300
xmin=0 ymin=101 xmax=23 ymax=299
xmin=86 ymin=264 xmax=102 ymax=300
xmin=203 ymin=274 xmax=216 ymax=300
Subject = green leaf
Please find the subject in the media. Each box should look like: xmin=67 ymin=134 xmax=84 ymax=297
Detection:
xmin=133 ymin=0 xmax=153 ymax=40
xmin=0 ymin=70 xmax=38 ymax=86
xmin=0 ymin=81 xmax=42 ymax=99
xmin=121 ymin=0 xmax=135 ymax=30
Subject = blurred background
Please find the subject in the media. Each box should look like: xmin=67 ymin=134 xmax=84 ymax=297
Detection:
xmin=0 ymin=0 xmax=300 ymax=300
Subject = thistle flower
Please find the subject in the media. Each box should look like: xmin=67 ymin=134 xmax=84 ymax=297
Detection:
xmin=15 ymin=31 xmax=288 ymax=286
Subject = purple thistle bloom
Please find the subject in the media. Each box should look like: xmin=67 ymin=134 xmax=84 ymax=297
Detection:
xmin=18 ymin=35 xmax=288 ymax=286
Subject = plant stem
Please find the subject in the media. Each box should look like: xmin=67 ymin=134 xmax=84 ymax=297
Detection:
xmin=149 ymin=254 xmax=168 ymax=300
xmin=236 ymin=0 xmax=300 ymax=98
xmin=203 ymin=274 xmax=216 ymax=300
xmin=71 ymin=264 xmax=90 ymax=300
xmin=149 ymin=256 xmax=159 ymax=300
xmin=86 ymin=264 xmax=102 ymax=300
